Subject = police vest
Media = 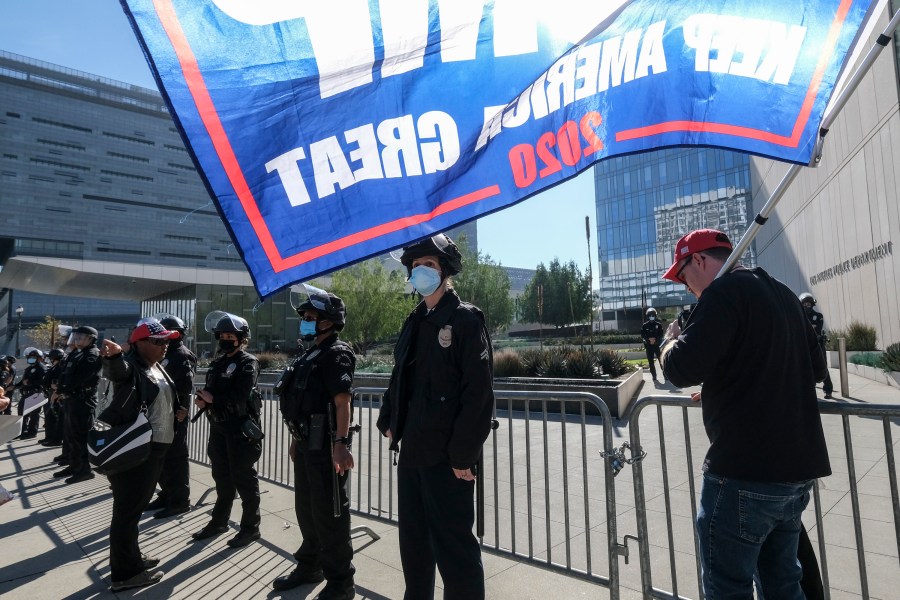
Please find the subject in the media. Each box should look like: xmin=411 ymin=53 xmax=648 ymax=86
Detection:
xmin=277 ymin=339 xmax=352 ymax=424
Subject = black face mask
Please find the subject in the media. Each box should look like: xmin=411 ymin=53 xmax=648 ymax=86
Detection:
xmin=218 ymin=339 xmax=238 ymax=353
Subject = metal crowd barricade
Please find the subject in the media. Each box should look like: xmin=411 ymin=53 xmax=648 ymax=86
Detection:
xmin=186 ymin=385 xmax=628 ymax=599
xmin=627 ymin=395 xmax=900 ymax=600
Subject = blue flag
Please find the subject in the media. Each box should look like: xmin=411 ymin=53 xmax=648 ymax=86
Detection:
xmin=121 ymin=0 xmax=875 ymax=297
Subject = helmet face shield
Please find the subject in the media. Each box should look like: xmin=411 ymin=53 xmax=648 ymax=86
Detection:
xmin=67 ymin=332 xmax=92 ymax=348
xmin=205 ymin=311 xmax=250 ymax=338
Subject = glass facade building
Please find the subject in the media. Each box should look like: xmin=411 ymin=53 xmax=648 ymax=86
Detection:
xmin=593 ymin=148 xmax=754 ymax=322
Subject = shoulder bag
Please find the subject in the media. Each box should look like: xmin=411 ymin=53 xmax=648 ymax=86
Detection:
xmin=87 ymin=370 xmax=152 ymax=476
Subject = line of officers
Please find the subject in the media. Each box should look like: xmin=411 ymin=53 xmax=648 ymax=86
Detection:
xmin=22 ymin=234 xmax=493 ymax=600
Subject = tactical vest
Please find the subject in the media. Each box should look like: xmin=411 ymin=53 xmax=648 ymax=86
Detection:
xmin=277 ymin=339 xmax=352 ymax=425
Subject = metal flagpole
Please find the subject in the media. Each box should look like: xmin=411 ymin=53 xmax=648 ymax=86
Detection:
xmin=718 ymin=6 xmax=900 ymax=278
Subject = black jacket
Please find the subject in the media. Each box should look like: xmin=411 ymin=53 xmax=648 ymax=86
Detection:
xmin=99 ymin=351 xmax=178 ymax=427
xmin=641 ymin=319 xmax=664 ymax=345
xmin=162 ymin=341 xmax=197 ymax=405
xmin=278 ymin=333 xmax=355 ymax=424
xmin=58 ymin=344 xmax=102 ymax=407
xmin=18 ymin=363 xmax=48 ymax=396
xmin=661 ymin=267 xmax=831 ymax=482
xmin=377 ymin=289 xmax=494 ymax=470
xmin=204 ymin=349 xmax=260 ymax=431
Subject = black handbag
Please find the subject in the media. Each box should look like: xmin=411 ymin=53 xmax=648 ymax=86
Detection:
xmin=88 ymin=372 xmax=152 ymax=476
xmin=87 ymin=410 xmax=152 ymax=475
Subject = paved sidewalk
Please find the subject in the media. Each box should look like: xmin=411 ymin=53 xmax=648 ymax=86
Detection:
xmin=1 ymin=366 xmax=898 ymax=599
xmin=0 ymin=439 xmax=618 ymax=599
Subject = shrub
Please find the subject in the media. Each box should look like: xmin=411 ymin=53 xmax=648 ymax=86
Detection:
xmin=849 ymin=352 xmax=881 ymax=368
xmin=847 ymin=321 xmax=878 ymax=351
xmin=493 ymin=349 xmax=527 ymax=378
xmin=826 ymin=321 xmax=878 ymax=351
xmin=595 ymin=348 xmax=631 ymax=378
xmin=566 ymin=348 xmax=599 ymax=378
xmin=255 ymin=351 xmax=290 ymax=372
xmin=594 ymin=334 xmax=643 ymax=345
xmin=519 ymin=348 xmax=546 ymax=377
xmin=881 ymin=342 xmax=900 ymax=373
xmin=536 ymin=347 xmax=569 ymax=378
xmin=356 ymin=354 xmax=394 ymax=373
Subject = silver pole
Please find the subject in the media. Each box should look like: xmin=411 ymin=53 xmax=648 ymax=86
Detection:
xmin=718 ymin=6 xmax=900 ymax=278
xmin=839 ymin=337 xmax=850 ymax=397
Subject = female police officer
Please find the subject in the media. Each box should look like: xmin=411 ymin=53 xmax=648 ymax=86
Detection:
xmin=192 ymin=313 xmax=263 ymax=548
xmin=377 ymin=234 xmax=494 ymax=600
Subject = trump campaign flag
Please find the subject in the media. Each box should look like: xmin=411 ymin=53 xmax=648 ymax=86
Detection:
xmin=120 ymin=0 xmax=876 ymax=297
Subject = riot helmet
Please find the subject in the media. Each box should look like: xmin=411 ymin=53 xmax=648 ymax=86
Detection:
xmin=291 ymin=284 xmax=347 ymax=340
xmin=49 ymin=348 xmax=65 ymax=362
xmin=799 ymin=292 xmax=816 ymax=307
xmin=154 ymin=313 xmax=187 ymax=335
xmin=205 ymin=311 xmax=251 ymax=340
xmin=24 ymin=347 xmax=43 ymax=363
xmin=646 ymin=308 xmax=657 ymax=319
xmin=398 ymin=234 xmax=463 ymax=277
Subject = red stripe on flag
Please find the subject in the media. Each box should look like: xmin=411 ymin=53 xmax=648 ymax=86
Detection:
xmin=151 ymin=0 xmax=499 ymax=274
xmin=615 ymin=0 xmax=855 ymax=148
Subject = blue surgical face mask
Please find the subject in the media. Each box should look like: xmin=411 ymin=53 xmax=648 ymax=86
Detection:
xmin=27 ymin=357 xmax=37 ymax=364
xmin=409 ymin=265 xmax=442 ymax=296
xmin=299 ymin=319 xmax=318 ymax=341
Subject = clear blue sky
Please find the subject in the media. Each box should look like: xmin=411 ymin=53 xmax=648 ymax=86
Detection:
xmin=1 ymin=0 xmax=599 ymax=285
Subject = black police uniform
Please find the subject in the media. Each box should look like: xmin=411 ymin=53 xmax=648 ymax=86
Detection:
xmin=377 ymin=289 xmax=494 ymax=600
xmin=42 ymin=359 xmax=66 ymax=445
xmin=203 ymin=348 xmax=262 ymax=533
xmin=805 ymin=307 xmax=834 ymax=396
xmin=58 ymin=343 xmax=102 ymax=476
xmin=278 ymin=333 xmax=356 ymax=590
xmin=17 ymin=361 xmax=47 ymax=437
xmin=641 ymin=318 xmax=665 ymax=380
xmin=677 ymin=307 xmax=693 ymax=330
xmin=151 ymin=339 xmax=197 ymax=511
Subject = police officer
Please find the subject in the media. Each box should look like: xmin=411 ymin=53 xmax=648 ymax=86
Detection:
xmin=641 ymin=308 xmax=665 ymax=382
xmin=53 ymin=326 xmax=102 ymax=484
xmin=377 ymin=234 xmax=495 ymax=600
xmin=145 ymin=315 xmax=196 ymax=519
xmin=16 ymin=348 xmax=47 ymax=439
xmin=192 ymin=313 xmax=263 ymax=547
xmin=800 ymin=293 xmax=834 ymax=399
xmin=273 ymin=285 xmax=356 ymax=599
xmin=40 ymin=348 xmax=66 ymax=447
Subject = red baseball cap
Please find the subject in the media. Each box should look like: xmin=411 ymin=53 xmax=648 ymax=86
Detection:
xmin=662 ymin=229 xmax=733 ymax=282
xmin=128 ymin=318 xmax=180 ymax=344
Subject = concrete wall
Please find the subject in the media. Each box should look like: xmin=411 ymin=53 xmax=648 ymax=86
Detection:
xmin=750 ymin=7 xmax=900 ymax=348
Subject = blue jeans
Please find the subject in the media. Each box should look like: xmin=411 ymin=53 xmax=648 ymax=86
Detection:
xmin=697 ymin=473 xmax=812 ymax=600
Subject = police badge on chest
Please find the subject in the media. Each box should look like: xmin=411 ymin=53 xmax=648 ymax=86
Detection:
xmin=224 ymin=362 xmax=237 ymax=378
xmin=438 ymin=325 xmax=452 ymax=348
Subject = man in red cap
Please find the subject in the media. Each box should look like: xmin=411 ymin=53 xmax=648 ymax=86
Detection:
xmin=659 ymin=229 xmax=831 ymax=600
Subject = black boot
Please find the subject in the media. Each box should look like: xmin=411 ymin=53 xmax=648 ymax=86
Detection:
xmin=226 ymin=528 xmax=261 ymax=548
xmin=272 ymin=567 xmax=325 ymax=591
xmin=315 ymin=580 xmax=356 ymax=600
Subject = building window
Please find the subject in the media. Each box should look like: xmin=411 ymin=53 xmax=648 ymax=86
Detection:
xmin=102 ymin=131 xmax=155 ymax=146
xmin=32 ymin=116 xmax=91 ymax=133
xmin=15 ymin=238 xmax=84 ymax=258
xmin=107 ymin=151 xmax=149 ymax=163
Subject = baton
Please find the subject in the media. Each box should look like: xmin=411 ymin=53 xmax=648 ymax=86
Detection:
xmin=190 ymin=405 xmax=207 ymax=423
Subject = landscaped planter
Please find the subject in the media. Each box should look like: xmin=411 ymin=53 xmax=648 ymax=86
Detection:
xmin=827 ymin=350 xmax=881 ymax=368
xmin=845 ymin=363 xmax=890 ymax=385
xmin=353 ymin=371 xmax=644 ymax=419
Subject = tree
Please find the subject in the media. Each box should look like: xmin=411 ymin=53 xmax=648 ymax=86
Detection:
xmin=330 ymin=259 xmax=416 ymax=354
xmin=452 ymin=238 xmax=514 ymax=334
xmin=26 ymin=315 xmax=63 ymax=349
xmin=520 ymin=258 xmax=591 ymax=327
